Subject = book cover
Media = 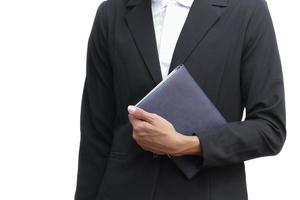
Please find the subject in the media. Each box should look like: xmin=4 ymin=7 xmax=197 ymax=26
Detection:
xmin=135 ymin=64 xmax=227 ymax=179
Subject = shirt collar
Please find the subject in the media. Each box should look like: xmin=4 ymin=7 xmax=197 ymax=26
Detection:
xmin=152 ymin=0 xmax=194 ymax=8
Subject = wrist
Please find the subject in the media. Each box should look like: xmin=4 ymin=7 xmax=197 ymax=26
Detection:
xmin=172 ymin=133 xmax=202 ymax=156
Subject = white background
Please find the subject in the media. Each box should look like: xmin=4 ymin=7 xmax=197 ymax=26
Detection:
xmin=0 ymin=0 xmax=299 ymax=199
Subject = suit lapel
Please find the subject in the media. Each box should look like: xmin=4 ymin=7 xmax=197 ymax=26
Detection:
xmin=125 ymin=0 xmax=162 ymax=85
xmin=168 ymin=0 xmax=228 ymax=73
xmin=125 ymin=0 xmax=228 ymax=84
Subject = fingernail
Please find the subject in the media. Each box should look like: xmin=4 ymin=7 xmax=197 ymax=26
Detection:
xmin=127 ymin=105 xmax=136 ymax=114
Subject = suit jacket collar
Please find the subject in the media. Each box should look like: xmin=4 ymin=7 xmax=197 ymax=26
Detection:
xmin=125 ymin=0 xmax=228 ymax=85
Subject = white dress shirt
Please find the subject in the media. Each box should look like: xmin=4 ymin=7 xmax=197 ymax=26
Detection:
xmin=151 ymin=0 xmax=194 ymax=80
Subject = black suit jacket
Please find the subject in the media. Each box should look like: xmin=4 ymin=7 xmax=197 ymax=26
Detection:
xmin=74 ymin=0 xmax=286 ymax=199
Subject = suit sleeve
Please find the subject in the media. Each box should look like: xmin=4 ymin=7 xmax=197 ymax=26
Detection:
xmin=194 ymin=1 xmax=286 ymax=170
xmin=74 ymin=1 xmax=116 ymax=199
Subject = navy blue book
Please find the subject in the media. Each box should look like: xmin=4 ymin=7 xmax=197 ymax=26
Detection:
xmin=135 ymin=64 xmax=227 ymax=179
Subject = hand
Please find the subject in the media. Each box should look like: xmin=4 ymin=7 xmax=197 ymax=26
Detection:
xmin=127 ymin=105 xmax=201 ymax=156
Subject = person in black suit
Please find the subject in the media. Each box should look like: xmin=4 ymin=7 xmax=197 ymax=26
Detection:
xmin=74 ymin=0 xmax=286 ymax=199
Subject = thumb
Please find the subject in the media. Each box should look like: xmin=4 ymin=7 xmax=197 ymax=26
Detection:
xmin=127 ymin=105 xmax=155 ymax=123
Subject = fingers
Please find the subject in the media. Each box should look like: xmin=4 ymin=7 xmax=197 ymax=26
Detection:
xmin=127 ymin=105 xmax=157 ymax=124
xmin=131 ymin=119 xmax=152 ymax=134
xmin=127 ymin=105 xmax=165 ymax=155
